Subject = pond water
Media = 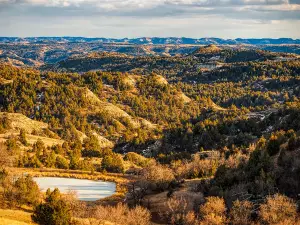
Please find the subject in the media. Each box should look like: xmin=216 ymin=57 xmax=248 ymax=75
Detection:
xmin=33 ymin=177 xmax=116 ymax=201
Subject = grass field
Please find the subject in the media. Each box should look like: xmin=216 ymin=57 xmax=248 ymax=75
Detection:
xmin=0 ymin=209 xmax=36 ymax=225
xmin=0 ymin=209 xmax=117 ymax=225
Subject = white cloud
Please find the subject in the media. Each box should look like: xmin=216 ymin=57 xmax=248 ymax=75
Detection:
xmin=1 ymin=0 xmax=297 ymax=9
xmin=246 ymin=3 xmax=300 ymax=10
xmin=0 ymin=0 xmax=299 ymax=37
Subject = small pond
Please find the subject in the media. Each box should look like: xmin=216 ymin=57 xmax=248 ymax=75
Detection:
xmin=33 ymin=177 xmax=116 ymax=201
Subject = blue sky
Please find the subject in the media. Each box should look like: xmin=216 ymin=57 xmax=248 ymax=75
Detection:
xmin=0 ymin=0 xmax=300 ymax=38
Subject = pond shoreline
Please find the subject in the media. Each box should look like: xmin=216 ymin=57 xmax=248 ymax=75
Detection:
xmin=33 ymin=177 xmax=116 ymax=201
xmin=8 ymin=167 xmax=133 ymax=204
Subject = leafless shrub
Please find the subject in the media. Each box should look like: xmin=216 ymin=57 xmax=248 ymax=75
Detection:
xmin=162 ymin=192 xmax=204 ymax=225
xmin=199 ymin=196 xmax=227 ymax=225
xmin=230 ymin=200 xmax=253 ymax=225
xmin=140 ymin=162 xmax=175 ymax=191
xmin=62 ymin=191 xmax=87 ymax=218
xmin=127 ymin=180 xmax=149 ymax=205
xmin=92 ymin=203 xmax=151 ymax=225
xmin=225 ymin=183 xmax=250 ymax=206
xmin=259 ymin=194 xmax=297 ymax=225
xmin=163 ymin=197 xmax=190 ymax=225
xmin=173 ymin=154 xmax=222 ymax=180
xmin=224 ymin=152 xmax=249 ymax=169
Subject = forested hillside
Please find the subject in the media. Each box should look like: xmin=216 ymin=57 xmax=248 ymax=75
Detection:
xmin=1 ymin=45 xmax=300 ymax=225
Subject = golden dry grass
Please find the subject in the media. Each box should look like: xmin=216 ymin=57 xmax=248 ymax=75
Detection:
xmin=0 ymin=113 xmax=48 ymax=134
xmin=82 ymin=88 xmax=133 ymax=118
xmin=0 ymin=77 xmax=13 ymax=85
xmin=81 ymin=87 xmax=150 ymax=129
xmin=153 ymin=75 xmax=168 ymax=85
xmin=91 ymin=132 xmax=114 ymax=149
xmin=0 ymin=133 xmax=64 ymax=148
xmin=209 ymin=101 xmax=227 ymax=111
xmin=138 ymin=118 xmax=157 ymax=130
xmin=0 ymin=218 xmax=31 ymax=225
xmin=0 ymin=209 xmax=36 ymax=225
xmin=177 ymin=92 xmax=191 ymax=104
xmin=26 ymin=134 xmax=64 ymax=146
xmin=0 ymin=112 xmax=65 ymax=148
xmin=0 ymin=208 xmax=117 ymax=225
xmin=123 ymin=76 xmax=137 ymax=88
xmin=72 ymin=217 xmax=118 ymax=225
xmin=195 ymin=44 xmax=221 ymax=54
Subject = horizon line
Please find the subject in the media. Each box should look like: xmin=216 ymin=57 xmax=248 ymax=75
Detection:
xmin=0 ymin=36 xmax=300 ymax=40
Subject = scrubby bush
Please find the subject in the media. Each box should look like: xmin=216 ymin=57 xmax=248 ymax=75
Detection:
xmin=2 ymin=174 xmax=41 ymax=207
xmin=259 ymin=194 xmax=297 ymax=225
xmin=28 ymin=155 xmax=43 ymax=168
xmin=0 ymin=115 xmax=11 ymax=133
xmin=229 ymin=200 xmax=253 ymax=225
xmin=266 ymin=131 xmax=288 ymax=156
xmin=5 ymin=137 xmax=19 ymax=152
xmin=163 ymin=197 xmax=191 ymax=225
xmin=287 ymin=135 xmax=300 ymax=151
xmin=52 ymin=144 xmax=65 ymax=156
xmin=174 ymin=154 xmax=220 ymax=179
xmin=33 ymin=139 xmax=46 ymax=154
xmin=140 ymin=162 xmax=175 ymax=191
xmin=124 ymin=152 xmax=149 ymax=167
xmin=199 ymin=196 xmax=227 ymax=225
xmin=77 ymin=159 xmax=95 ymax=171
xmin=32 ymin=188 xmax=72 ymax=225
xmin=83 ymin=135 xmax=100 ymax=152
xmin=267 ymin=135 xmax=281 ymax=156
xmin=55 ymin=155 xmax=69 ymax=169
xmin=0 ymin=143 xmax=13 ymax=167
xmin=44 ymin=151 xmax=57 ymax=168
xmin=101 ymin=153 xmax=125 ymax=173
xmin=19 ymin=128 xmax=28 ymax=146
xmin=14 ymin=175 xmax=41 ymax=206
xmin=92 ymin=203 xmax=151 ymax=225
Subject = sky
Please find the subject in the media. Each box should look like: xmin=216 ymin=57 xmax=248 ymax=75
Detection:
xmin=0 ymin=0 xmax=300 ymax=38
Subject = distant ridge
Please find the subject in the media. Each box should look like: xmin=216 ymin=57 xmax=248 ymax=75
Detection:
xmin=1 ymin=37 xmax=300 ymax=45
xmin=193 ymin=44 xmax=221 ymax=54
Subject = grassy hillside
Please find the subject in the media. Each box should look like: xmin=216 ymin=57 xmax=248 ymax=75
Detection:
xmin=0 ymin=209 xmax=36 ymax=225
xmin=0 ymin=113 xmax=63 ymax=148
